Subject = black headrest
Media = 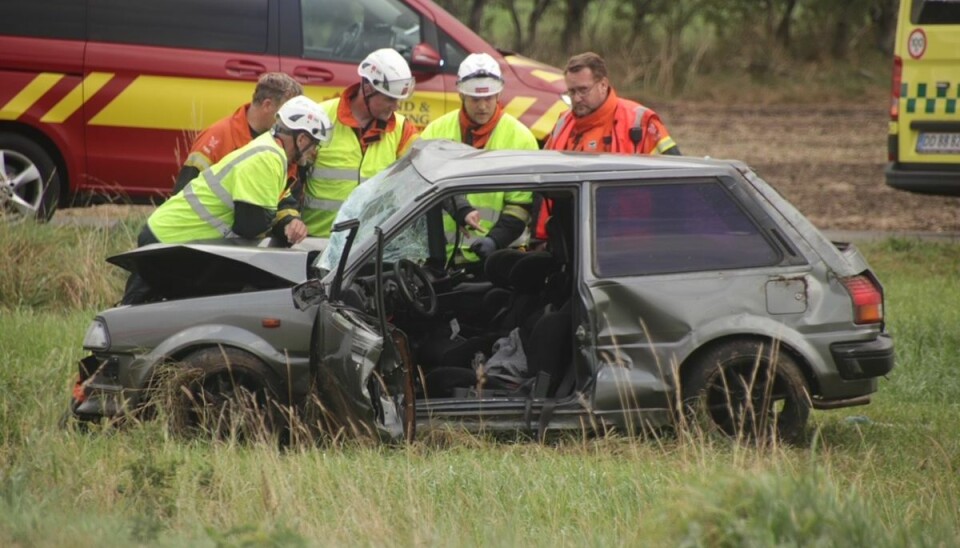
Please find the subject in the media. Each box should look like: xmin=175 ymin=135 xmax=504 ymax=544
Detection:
xmin=545 ymin=216 xmax=569 ymax=264
xmin=508 ymin=252 xmax=555 ymax=294
xmin=484 ymin=248 xmax=526 ymax=288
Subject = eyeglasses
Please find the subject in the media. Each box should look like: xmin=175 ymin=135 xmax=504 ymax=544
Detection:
xmin=565 ymin=80 xmax=602 ymax=99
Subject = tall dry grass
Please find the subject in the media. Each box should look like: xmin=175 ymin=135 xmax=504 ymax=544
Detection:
xmin=0 ymin=218 xmax=140 ymax=310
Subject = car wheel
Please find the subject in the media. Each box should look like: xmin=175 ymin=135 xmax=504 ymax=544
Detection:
xmin=0 ymin=133 xmax=61 ymax=222
xmin=167 ymin=347 xmax=284 ymax=440
xmin=681 ymin=339 xmax=810 ymax=445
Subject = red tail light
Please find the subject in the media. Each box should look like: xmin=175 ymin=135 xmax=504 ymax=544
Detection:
xmin=890 ymin=55 xmax=902 ymax=121
xmin=842 ymin=275 xmax=884 ymax=325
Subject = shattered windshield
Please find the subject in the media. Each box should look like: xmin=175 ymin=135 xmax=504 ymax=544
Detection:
xmin=315 ymin=158 xmax=432 ymax=273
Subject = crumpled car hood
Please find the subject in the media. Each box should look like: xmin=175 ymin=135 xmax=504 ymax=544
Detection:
xmin=109 ymin=242 xmax=314 ymax=300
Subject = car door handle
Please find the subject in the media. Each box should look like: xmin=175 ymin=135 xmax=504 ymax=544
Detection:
xmin=293 ymin=66 xmax=334 ymax=83
xmin=225 ymin=59 xmax=267 ymax=78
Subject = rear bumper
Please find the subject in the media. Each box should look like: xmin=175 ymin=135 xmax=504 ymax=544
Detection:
xmin=885 ymin=163 xmax=960 ymax=195
xmin=830 ymin=333 xmax=895 ymax=381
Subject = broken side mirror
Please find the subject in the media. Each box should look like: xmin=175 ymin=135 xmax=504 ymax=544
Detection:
xmin=292 ymin=279 xmax=326 ymax=310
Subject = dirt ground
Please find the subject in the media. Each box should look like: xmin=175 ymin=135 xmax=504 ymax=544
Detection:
xmin=60 ymin=102 xmax=960 ymax=233
xmin=667 ymin=101 xmax=960 ymax=233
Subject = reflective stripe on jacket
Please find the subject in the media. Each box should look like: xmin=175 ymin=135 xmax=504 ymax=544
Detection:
xmin=422 ymin=109 xmax=537 ymax=262
xmin=148 ymin=132 xmax=286 ymax=243
xmin=546 ymin=96 xmax=677 ymax=155
xmin=303 ymin=97 xmax=411 ymax=237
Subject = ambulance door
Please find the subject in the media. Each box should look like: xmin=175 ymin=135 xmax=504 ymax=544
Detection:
xmin=896 ymin=1 xmax=960 ymax=171
xmin=82 ymin=0 xmax=281 ymax=199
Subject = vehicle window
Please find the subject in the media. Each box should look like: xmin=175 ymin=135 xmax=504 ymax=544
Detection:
xmin=384 ymin=214 xmax=430 ymax=263
xmin=593 ymin=181 xmax=781 ymax=277
xmin=438 ymin=30 xmax=467 ymax=75
xmin=912 ymin=0 xmax=960 ymax=24
xmin=301 ymin=0 xmax=421 ymax=62
xmin=316 ymin=156 xmax=431 ymax=273
xmin=0 ymin=1 xmax=86 ymax=40
xmin=88 ymin=0 xmax=269 ymax=53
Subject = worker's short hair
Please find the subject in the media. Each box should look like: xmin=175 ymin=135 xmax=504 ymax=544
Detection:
xmin=565 ymin=52 xmax=608 ymax=81
xmin=253 ymin=72 xmax=303 ymax=105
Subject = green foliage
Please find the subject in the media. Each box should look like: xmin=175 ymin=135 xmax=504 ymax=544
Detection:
xmin=441 ymin=0 xmax=893 ymax=100
xmin=653 ymin=468 xmax=900 ymax=547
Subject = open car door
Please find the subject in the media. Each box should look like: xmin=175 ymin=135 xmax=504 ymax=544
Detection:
xmin=297 ymin=222 xmax=414 ymax=441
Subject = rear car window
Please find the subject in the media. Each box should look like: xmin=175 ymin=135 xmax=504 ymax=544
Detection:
xmin=88 ymin=0 xmax=269 ymax=53
xmin=301 ymin=0 xmax=422 ymax=62
xmin=912 ymin=0 xmax=960 ymax=24
xmin=593 ymin=181 xmax=781 ymax=277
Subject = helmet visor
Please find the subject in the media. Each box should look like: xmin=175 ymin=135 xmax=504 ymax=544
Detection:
xmin=372 ymin=76 xmax=415 ymax=99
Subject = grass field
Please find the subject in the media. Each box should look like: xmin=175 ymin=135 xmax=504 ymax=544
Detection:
xmin=2 ymin=223 xmax=959 ymax=546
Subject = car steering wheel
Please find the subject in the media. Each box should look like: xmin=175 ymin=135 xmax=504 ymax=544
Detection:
xmin=393 ymin=259 xmax=438 ymax=317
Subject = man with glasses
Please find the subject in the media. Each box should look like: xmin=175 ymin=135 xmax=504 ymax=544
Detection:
xmin=534 ymin=51 xmax=681 ymax=240
xmin=420 ymin=52 xmax=538 ymax=265
xmin=302 ymin=48 xmax=420 ymax=237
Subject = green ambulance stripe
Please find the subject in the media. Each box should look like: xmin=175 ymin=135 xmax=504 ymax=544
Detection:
xmin=902 ymin=82 xmax=959 ymax=114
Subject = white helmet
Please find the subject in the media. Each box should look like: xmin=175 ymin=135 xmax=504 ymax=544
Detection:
xmin=456 ymin=53 xmax=504 ymax=97
xmin=275 ymin=95 xmax=333 ymax=146
xmin=358 ymin=48 xmax=415 ymax=99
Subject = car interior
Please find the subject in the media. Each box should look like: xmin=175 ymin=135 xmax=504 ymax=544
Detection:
xmin=340 ymin=191 xmax=579 ymax=402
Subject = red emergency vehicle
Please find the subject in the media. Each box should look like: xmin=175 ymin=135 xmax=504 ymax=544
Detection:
xmin=0 ymin=0 xmax=566 ymax=220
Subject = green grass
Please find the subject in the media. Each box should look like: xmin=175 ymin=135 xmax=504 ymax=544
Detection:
xmin=2 ymin=235 xmax=960 ymax=545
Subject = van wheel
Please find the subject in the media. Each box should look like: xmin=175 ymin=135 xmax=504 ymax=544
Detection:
xmin=166 ymin=347 xmax=284 ymax=440
xmin=0 ymin=134 xmax=61 ymax=222
xmin=681 ymin=340 xmax=810 ymax=445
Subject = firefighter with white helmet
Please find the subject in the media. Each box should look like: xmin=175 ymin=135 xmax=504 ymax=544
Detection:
xmin=303 ymin=48 xmax=420 ymax=237
xmin=122 ymin=95 xmax=331 ymax=303
xmin=421 ymin=52 xmax=538 ymax=265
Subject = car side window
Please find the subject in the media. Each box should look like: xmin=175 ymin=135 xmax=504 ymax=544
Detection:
xmin=0 ymin=0 xmax=86 ymax=40
xmin=301 ymin=0 xmax=422 ymax=62
xmin=88 ymin=0 xmax=269 ymax=53
xmin=438 ymin=30 xmax=467 ymax=76
xmin=593 ymin=181 xmax=781 ymax=277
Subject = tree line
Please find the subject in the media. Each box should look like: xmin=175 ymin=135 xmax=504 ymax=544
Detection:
xmin=435 ymin=0 xmax=899 ymax=92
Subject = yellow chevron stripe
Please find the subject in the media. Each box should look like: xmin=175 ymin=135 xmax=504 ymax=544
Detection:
xmin=528 ymin=99 xmax=569 ymax=140
xmin=0 ymin=73 xmax=63 ymax=121
xmin=530 ymin=69 xmax=564 ymax=83
xmin=503 ymin=96 xmax=537 ymax=120
xmin=42 ymin=72 xmax=114 ymax=123
xmin=89 ymin=76 xmax=456 ymax=131
xmin=90 ymin=76 xmax=258 ymax=130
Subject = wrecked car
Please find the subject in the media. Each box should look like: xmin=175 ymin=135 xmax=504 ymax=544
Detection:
xmin=71 ymin=140 xmax=894 ymax=443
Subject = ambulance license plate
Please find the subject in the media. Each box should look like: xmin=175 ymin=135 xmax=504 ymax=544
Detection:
xmin=917 ymin=132 xmax=960 ymax=154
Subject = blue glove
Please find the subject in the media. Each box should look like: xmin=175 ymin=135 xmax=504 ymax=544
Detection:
xmin=469 ymin=237 xmax=497 ymax=259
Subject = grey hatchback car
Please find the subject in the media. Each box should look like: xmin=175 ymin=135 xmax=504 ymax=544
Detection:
xmin=71 ymin=140 xmax=894 ymax=443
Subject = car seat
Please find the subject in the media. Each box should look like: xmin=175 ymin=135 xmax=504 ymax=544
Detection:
xmin=422 ymin=202 xmax=575 ymax=398
xmin=417 ymin=248 xmax=556 ymax=373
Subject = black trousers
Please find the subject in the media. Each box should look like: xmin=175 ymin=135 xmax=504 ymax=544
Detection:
xmin=119 ymin=225 xmax=160 ymax=305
